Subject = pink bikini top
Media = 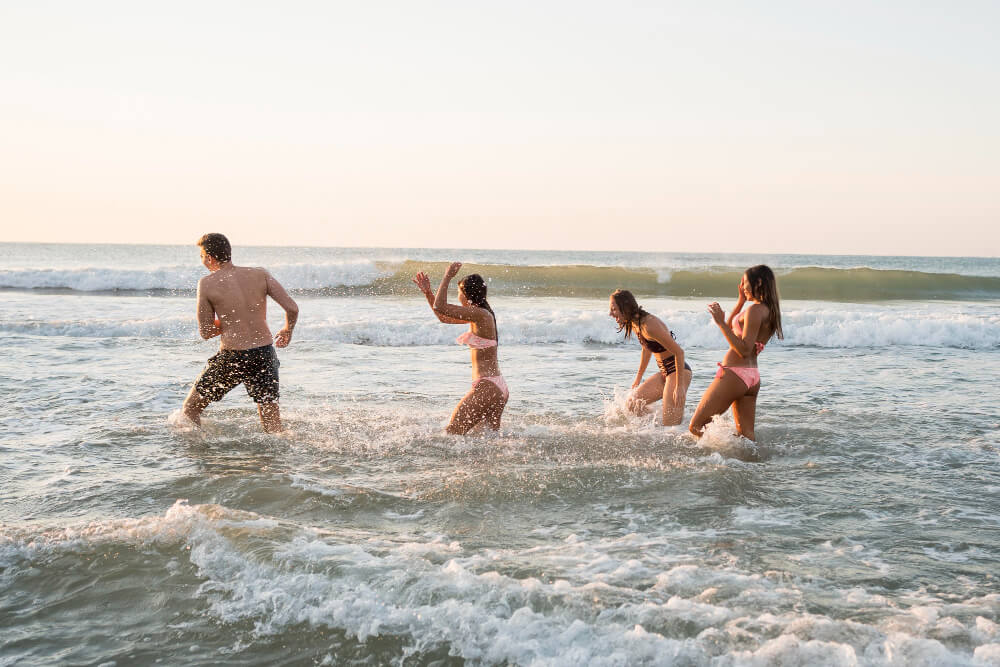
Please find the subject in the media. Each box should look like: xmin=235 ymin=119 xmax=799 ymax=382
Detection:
xmin=733 ymin=313 xmax=766 ymax=354
xmin=456 ymin=331 xmax=497 ymax=349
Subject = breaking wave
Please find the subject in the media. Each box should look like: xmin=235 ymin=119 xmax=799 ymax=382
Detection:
xmin=4 ymin=306 xmax=998 ymax=349
xmin=3 ymin=261 xmax=999 ymax=301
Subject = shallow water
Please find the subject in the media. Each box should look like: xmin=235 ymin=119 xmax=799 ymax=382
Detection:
xmin=2 ymin=246 xmax=999 ymax=665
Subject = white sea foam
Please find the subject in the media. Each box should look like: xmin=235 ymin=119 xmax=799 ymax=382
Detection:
xmin=288 ymin=474 xmax=347 ymax=498
xmin=383 ymin=510 xmax=425 ymax=520
xmin=722 ymin=634 xmax=859 ymax=666
xmin=0 ymin=266 xmax=204 ymax=291
xmin=4 ymin=315 xmax=197 ymax=339
xmin=267 ymin=260 xmax=391 ymax=289
xmin=788 ymin=538 xmax=892 ymax=575
xmin=0 ymin=500 xmax=235 ymax=565
xmin=922 ymin=545 xmax=994 ymax=564
xmin=975 ymin=617 xmax=1000 ymax=642
xmin=778 ymin=307 xmax=1000 ymax=350
xmin=3 ymin=502 xmax=995 ymax=666
xmin=4 ymin=303 xmax=998 ymax=349
xmin=696 ymin=416 xmax=761 ymax=459
xmin=731 ymin=507 xmax=800 ymax=527
xmin=975 ymin=644 xmax=1000 ymax=664
xmin=0 ymin=260 xmax=388 ymax=291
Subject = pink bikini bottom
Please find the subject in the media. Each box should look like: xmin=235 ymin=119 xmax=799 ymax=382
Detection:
xmin=474 ymin=375 xmax=509 ymax=400
xmin=716 ymin=363 xmax=760 ymax=389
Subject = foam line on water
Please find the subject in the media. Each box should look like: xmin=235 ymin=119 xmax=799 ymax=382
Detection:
xmin=4 ymin=261 xmax=1000 ymax=300
xmin=0 ymin=260 xmax=387 ymax=292
xmin=2 ymin=502 xmax=997 ymax=665
xmin=4 ymin=306 xmax=999 ymax=349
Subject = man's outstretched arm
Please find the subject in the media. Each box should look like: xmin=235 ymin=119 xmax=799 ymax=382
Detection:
xmin=266 ymin=271 xmax=299 ymax=347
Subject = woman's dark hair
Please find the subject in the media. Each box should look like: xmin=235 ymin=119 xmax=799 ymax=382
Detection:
xmin=744 ymin=265 xmax=783 ymax=340
xmin=459 ymin=274 xmax=497 ymax=339
xmin=197 ymin=233 xmax=232 ymax=263
xmin=611 ymin=289 xmax=649 ymax=340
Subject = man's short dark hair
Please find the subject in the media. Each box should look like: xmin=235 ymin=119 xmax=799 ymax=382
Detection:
xmin=197 ymin=233 xmax=231 ymax=262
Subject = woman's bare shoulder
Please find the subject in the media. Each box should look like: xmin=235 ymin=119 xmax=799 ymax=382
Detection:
xmin=641 ymin=313 xmax=668 ymax=333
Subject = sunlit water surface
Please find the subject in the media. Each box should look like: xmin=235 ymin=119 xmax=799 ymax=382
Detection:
xmin=2 ymin=246 xmax=999 ymax=666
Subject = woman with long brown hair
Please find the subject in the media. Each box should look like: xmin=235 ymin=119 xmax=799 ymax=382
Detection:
xmin=609 ymin=289 xmax=692 ymax=426
xmin=689 ymin=265 xmax=783 ymax=441
xmin=413 ymin=262 xmax=508 ymax=434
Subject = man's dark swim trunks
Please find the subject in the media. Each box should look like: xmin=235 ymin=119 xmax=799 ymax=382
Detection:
xmin=194 ymin=344 xmax=280 ymax=404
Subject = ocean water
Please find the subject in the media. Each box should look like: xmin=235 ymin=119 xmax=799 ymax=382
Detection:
xmin=1 ymin=243 xmax=999 ymax=666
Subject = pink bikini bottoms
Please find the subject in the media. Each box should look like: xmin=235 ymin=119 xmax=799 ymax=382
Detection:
xmin=716 ymin=363 xmax=760 ymax=390
xmin=474 ymin=375 xmax=509 ymax=400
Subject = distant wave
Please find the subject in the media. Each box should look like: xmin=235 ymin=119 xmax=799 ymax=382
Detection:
xmin=0 ymin=259 xmax=387 ymax=293
xmin=5 ymin=307 xmax=998 ymax=349
xmin=2 ymin=261 xmax=999 ymax=301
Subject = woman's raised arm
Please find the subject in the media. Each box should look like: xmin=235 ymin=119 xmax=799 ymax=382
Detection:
xmin=709 ymin=301 xmax=765 ymax=358
xmin=432 ymin=262 xmax=488 ymax=323
xmin=413 ymin=271 xmax=465 ymax=324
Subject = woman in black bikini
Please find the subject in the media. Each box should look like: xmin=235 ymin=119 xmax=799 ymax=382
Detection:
xmin=609 ymin=290 xmax=692 ymax=426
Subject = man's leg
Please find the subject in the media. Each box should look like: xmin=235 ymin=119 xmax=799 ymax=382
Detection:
xmin=246 ymin=346 xmax=282 ymax=433
xmin=182 ymin=385 xmax=211 ymax=425
xmin=258 ymin=402 xmax=281 ymax=433
xmin=184 ymin=352 xmax=237 ymax=427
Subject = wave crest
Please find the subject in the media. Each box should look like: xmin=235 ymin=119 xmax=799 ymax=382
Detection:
xmin=4 ymin=307 xmax=998 ymax=349
xmin=3 ymin=261 xmax=999 ymax=301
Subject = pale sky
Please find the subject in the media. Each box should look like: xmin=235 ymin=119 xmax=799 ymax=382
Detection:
xmin=1 ymin=1 xmax=998 ymax=255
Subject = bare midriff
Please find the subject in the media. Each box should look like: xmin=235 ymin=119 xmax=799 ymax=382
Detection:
xmin=720 ymin=346 xmax=758 ymax=369
xmin=470 ymin=346 xmax=501 ymax=379
xmin=723 ymin=312 xmax=766 ymax=369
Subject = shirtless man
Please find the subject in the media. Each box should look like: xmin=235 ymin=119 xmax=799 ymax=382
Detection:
xmin=181 ymin=233 xmax=299 ymax=432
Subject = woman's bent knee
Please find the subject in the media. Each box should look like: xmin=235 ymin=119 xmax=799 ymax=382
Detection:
xmin=662 ymin=406 xmax=684 ymax=426
xmin=446 ymin=421 xmax=469 ymax=435
xmin=627 ymin=398 xmax=648 ymax=415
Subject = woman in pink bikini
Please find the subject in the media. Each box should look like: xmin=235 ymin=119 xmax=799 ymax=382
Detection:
xmin=689 ymin=265 xmax=783 ymax=441
xmin=413 ymin=262 xmax=508 ymax=434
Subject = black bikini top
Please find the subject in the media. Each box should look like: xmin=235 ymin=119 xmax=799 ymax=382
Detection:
xmin=636 ymin=329 xmax=676 ymax=355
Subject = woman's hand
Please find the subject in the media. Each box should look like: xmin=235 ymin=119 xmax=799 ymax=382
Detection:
xmin=445 ymin=262 xmax=462 ymax=278
xmin=631 ymin=377 xmax=642 ymax=390
xmin=708 ymin=302 xmax=726 ymax=325
xmin=412 ymin=271 xmax=432 ymax=295
xmin=737 ymin=281 xmax=748 ymax=303
xmin=672 ymin=384 xmax=687 ymax=405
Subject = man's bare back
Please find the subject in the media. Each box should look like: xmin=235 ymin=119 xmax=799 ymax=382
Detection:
xmin=198 ymin=265 xmax=297 ymax=350
xmin=182 ymin=234 xmax=299 ymax=432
